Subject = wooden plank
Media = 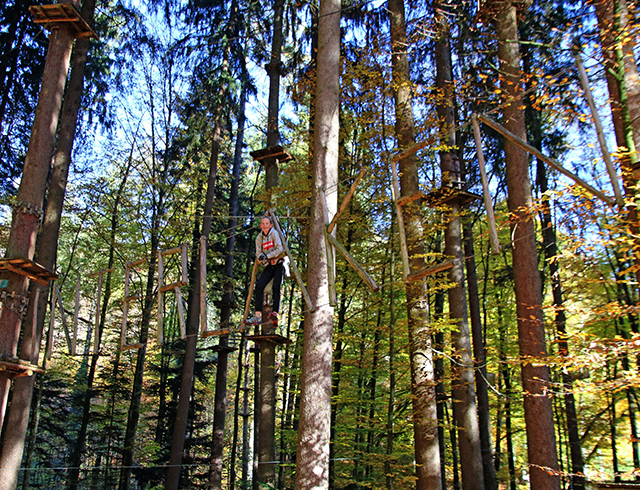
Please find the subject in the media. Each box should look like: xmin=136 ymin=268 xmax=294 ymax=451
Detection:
xmin=243 ymin=259 xmax=260 ymax=323
xmin=175 ymin=286 xmax=186 ymax=340
xmin=202 ymin=328 xmax=232 ymax=338
xmin=181 ymin=243 xmax=188 ymax=286
xmin=161 ymin=246 xmax=183 ymax=256
xmin=478 ymin=114 xmax=616 ymax=206
xmin=88 ymin=267 xmax=115 ymax=278
xmin=46 ymin=290 xmax=55 ymax=361
xmin=121 ymin=343 xmax=143 ymax=351
xmin=318 ymin=191 xmax=337 ymax=306
xmin=390 ymin=161 xmax=411 ymax=279
xmin=406 ymin=259 xmax=455 ymax=283
xmin=159 ymin=281 xmax=187 ymax=293
xmin=396 ymin=191 xmax=423 ymax=208
xmin=575 ymin=54 xmax=625 ymax=208
xmin=391 ymin=138 xmax=434 ymax=163
xmin=200 ymin=236 xmax=208 ymax=335
xmin=472 ymin=115 xmax=501 ymax=254
xmin=327 ymin=167 xmax=366 ymax=234
xmin=157 ymin=250 xmax=164 ymax=344
xmin=325 ymin=231 xmax=380 ymax=292
xmin=269 ymin=210 xmax=315 ymax=312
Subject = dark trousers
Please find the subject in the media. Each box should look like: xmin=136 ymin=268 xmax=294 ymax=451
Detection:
xmin=254 ymin=261 xmax=284 ymax=313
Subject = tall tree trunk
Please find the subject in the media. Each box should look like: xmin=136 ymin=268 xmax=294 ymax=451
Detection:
xmin=522 ymin=42 xmax=585 ymax=488
xmin=0 ymin=3 xmax=76 ymax=448
xmin=293 ymin=0 xmax=340 ymax=486
xmin=388 ymin=0 xmax=442 ymax=487
xmin=209 ymin=8 xmax=244 ymax=486
xmin=491 ymin=2 xmax=560 ymax=488
xmin=0 ymin=4 xmax=85 ymax=489
xmin=463 ymin=221 xmax=498 ymax=490
xmin=385 ymin=246 xmax=397 ymax=490
xmin=165 ymin=124 xmax=220 ymax=489
xmin=434 ymin=9 xmax=484 ymax=490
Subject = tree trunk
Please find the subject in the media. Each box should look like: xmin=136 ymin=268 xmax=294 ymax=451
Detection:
xmin=385 ymin=246 xmax=397 ymax=490
xmin=388 ymin=0 xmax=442 ymax=487
xmin=434 ymin=10 xmax=484 ymax=490
xmin=463 ymin=221 xmax=498 ymax=490
xmin=0 ymin=6 xmax=76 ymax=451
xmin=492 ymin=2 xmax=560 ymax=488
xmin=522 ymin=42 xmax=585 ymax=488
xmin=165 ymin=124 xmax=220 ymax=489
xmin=293 ymin=0 xmax=340 ymax=486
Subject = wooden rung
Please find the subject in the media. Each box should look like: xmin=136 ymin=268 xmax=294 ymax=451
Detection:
xmin=396 ymin=192 xmax=424 ymax=207
xmin=245 ymin=334 xmax=292 ymax=345
xmin=202 ymin=328 xmax=232 ymax=338
xmin=124 ymin=294 xmax=139 ymax=302
xmin=129 ymin=258 xmax=147 ymax=267
xmin=0 ymin=257 xmax=57 ymax=285
xmin=0 ymin=357 xmax=45 ymax=378
xmin=159 ymin=281 xmax=187 ymax=293
xmin=161 ymin=246 xmax=183 ymax=256
xmin=406 ymin=259 xmax=455 ymax=283
xmin=121 ymin=343 xmax=143 ymax=351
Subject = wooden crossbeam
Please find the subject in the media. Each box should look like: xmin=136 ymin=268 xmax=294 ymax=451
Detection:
xmin=472 ymin=115 xmax=501 ymax=254
xmin=478 ymin=114 xmax=615 ymax=206
xmin=0 ymin=357 xmax=45 ymax=378
xmin=325 ymin=232 xmax=380 ymax=292
xmin=246 ymin=334 xmax=292 ymax=345
xmin=327 ymin=168 xmax=366 ymax=234
xmin=406 ymin=259 xmax=455 ymax=283
xmin=396 ymin=191 xmax=423 ymax=207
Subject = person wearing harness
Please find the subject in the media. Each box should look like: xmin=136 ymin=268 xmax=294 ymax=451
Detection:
xmin=244 ymin=215 xmax=287 ymax=325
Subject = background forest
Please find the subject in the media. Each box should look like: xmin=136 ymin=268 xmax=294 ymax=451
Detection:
xmin=0 ymin=0 xmax=639 ymax=488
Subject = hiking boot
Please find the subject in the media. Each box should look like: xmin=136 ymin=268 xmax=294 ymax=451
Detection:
xmin=244 ymin=315 xmax=261 ymax=325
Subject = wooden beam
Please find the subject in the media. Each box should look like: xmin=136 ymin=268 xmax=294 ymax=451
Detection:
xmin=575 ymin=54 xmax=625 ymax=208
xmin=327 ymin=167 xmax=366 ymax=234
xmin=325 ymin=231 xmax=380 ymax=292
xmin=200 ymin=236 xmax=208 ymax=335
xmin=478 ymin=114 xmax=615 ymax=206
xmin=406 ymin=259 xmax=454 ymax=283
xmin=390 ymin=161 xmax=411 ymax=279
xmin=243 ymin=258 xmax=260 ymax=323
xmin=472 ymin=115 xmax=501 ymax=254
xmin=318 ymin=191 xmax=336 ymax=305
xmin=269 ymin=210 xmax=315 ymax=312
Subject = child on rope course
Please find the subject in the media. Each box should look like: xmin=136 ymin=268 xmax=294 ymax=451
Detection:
xmin=244 ymin=215 xmax=287 ymax=326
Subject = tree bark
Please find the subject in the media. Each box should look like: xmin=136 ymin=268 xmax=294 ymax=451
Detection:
xmin=293 ymin=0 xmax=340 ymax=486
xmin=492 ymin=2 xmax=560 ymax=488
xmin=0 ymin=8 xmax=76 ymax=449
xmin=434 ymin=10 xmax=484 ymax=490
xmin=388 ymin=0 xmax=442 ymax=487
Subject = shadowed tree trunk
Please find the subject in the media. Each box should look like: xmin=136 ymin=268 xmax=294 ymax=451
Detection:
xmin=434 ymin=8 xmax=484 ymax=490
xmin=0 ymin=4 xmax=76 ymax=455
xmin=388 ymin=0 xmax=442 ymax=487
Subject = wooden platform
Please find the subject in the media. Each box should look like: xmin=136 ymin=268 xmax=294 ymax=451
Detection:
xmin=0 ymin=357 xmax=45 ymax=378
xmin=0 ymin=257 xmax=57 ymax=285
xmin=245 ymin=334 xmax=292 ymax=345
xmin=423 ymin=187 xmax=482 ymax=207
xmin=29 ymin=4 xmax=98 ymax=39
xmin=250 ymin=145 xmax=293 ymax=163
